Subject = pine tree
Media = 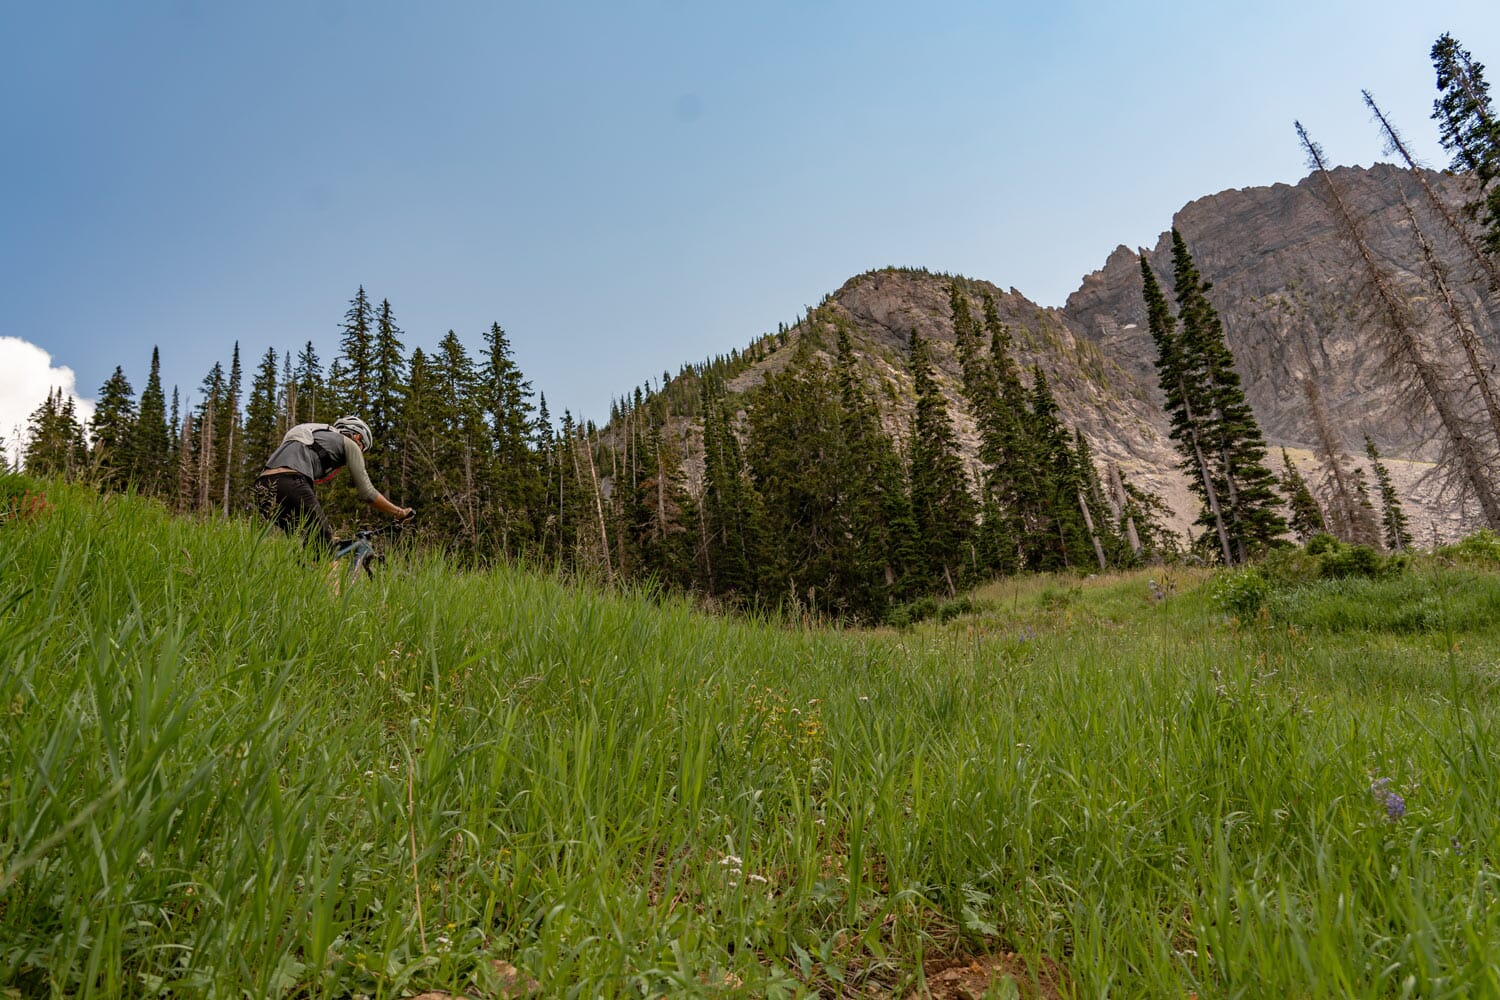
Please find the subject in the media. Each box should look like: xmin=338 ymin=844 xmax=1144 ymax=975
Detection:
xmin=834 ymin=326 xmax=916 ymax=609
xmin=549 ymin=411 xmax=607 ymax=578
xmin=698 ymin=375 xmax=761 ymax=601
xmin=746 ymin=358 xmax=846 ymax=615
xmin=407 ymin=332 xmax=488 ymax=551
xmin=1352 ymin=468 xmax=1380 ymax=549
xmin=192 ymin=363 xmax=227 ymax=513
xmin=1024 ymin=368 xmax=1097 ymax=571
xmin=168 ymin=387 xmax=181 ymax=476
xmin=628 ymin=403 xmax=692 ymax=586
xmin=1364 ymin=435 xmax=1412 ymax=552
xmin=480 ymin=322 xmax=544 ymax=556
xmin=130 ymin=347 xmax=171 ymax=496
xmin=89 ymin=366 xmax=136 ymax=489
xmin=218 ymin=343 xmax=243 ymax=514
xmin=336 ymin=286 xmax=375 ymax=415
xmin=1170 ymin=230 xmax=1287 ymax=559
xmin=23 ymin=388 xmax=87 ymax=479
xmin=1431 ymin=34 xmax=1500 ymax=256
xmin=399 ymin=347 xmax=440 ymax=538
xmin=243 ymin=347 xmax=281 ymax=495
xmin=1140 ymin=252 xmax=1234 ymax=562
xmin=949 ymin=286 xmax=1027 ymax=576
xmin=295 ymin=341 xmax=324 ymax=424
xmin=1279 ymin=449 xmax=1326 ymax=543
xmin=906 ymin=331 xmax=975 ymax=594
xmin=371 ymin=298 xmax=406 ymax=448
xmin=175 ymin=395 xmax=195 ymax=514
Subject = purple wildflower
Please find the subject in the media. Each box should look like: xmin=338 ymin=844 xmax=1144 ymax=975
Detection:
xmin=1370 ymin=777 xmax=1406 ymax=821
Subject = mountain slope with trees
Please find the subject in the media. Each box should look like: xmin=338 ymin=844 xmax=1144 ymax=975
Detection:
xmin=18 ymin=167 xmax=1497 ymax=616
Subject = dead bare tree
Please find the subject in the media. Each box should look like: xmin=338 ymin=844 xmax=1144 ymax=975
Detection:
xmin=1398 ymin=189 xmax=1500 ymax=467
xmin=1302 ymin=377 xmax=1380 ymax=546
xmin=176 ymin=411 xmax=195 ymax=514
xmin=281 ymin=352 xmax=297 ymax=438
xmin=569 ymin=424 xmax=613 ymax=584
xmin=1296 ymin=121 xmax=1500 ymax=530
xmin=1108 ymin=463 xmax=1144 ymax=559
xmin=197 ymin=396 xmax=215 ymax=514
xmin=1076 ymin=489 xmax=1108 ymax=570
xmin=1364 ymin=90 xmax=1500 ymax=292
xmin=221 ymin=415 xmax=236 ymax=517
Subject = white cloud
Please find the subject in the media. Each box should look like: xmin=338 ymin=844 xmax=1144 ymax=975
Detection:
xmin=0 ymin=337 xmax=96 ymax=467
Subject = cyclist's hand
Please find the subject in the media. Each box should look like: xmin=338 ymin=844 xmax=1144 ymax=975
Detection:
xmin=397 ymin=506 xmax=416 ymax=522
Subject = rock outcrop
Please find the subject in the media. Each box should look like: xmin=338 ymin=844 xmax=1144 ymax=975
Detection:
xmin=673 ymin=164 xmax=1499 ymax=544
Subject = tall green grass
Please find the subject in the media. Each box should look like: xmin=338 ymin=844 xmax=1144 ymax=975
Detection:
xmin=4 ymin=483 xmax=1500 ymax=997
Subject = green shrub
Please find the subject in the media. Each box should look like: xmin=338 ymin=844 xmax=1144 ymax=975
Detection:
xmin=1275 ymin=535 xmax=1405 ymax=580
xmin=1317 ymin=542 xmax=1383 ymax=579
xmin=1038 ymin=584 xmax=1082 ymax=610
xmin=1438 ymin=529 xmax=1500 ymax=567
xmin=1209 ymin=567 xmax=1270 ymax=620
xmin=1259 ymin=545 xmax=1321 ymax=586
xmin=884 ymin=595 xmax=991 ymax=629
xmin=1305 ymin=532 xmax=1339 ymax=555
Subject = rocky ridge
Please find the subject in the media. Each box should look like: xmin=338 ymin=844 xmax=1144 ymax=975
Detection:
xmin=680 ymin=164 xmax=1498 ymax=544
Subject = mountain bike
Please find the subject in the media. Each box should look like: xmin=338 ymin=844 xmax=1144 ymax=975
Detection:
xmin=332 ymin=515 xmax=415 ymax=582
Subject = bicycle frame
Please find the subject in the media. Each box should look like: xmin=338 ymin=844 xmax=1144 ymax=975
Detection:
xmin=333 ymin=518 xmax=412 ymax=579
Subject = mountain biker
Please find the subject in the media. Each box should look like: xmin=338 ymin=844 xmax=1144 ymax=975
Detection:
xmin=253 ymin=415 xmax=413 ymax=552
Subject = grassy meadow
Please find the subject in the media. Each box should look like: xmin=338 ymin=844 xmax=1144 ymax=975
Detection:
xmin=4 ymin=477 xmax=1500 ymax=997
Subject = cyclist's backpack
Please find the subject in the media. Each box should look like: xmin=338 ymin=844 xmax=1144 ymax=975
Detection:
xmin=276 ymin=423 xmax=346 ymax=483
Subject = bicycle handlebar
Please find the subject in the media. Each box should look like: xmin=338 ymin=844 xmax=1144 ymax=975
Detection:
xmin=355 ymin=512 xmax=416 ymax=542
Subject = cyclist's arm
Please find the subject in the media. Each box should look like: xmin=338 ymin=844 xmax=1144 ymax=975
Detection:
xmin=343 ymin=439 xmax=412 ymax=519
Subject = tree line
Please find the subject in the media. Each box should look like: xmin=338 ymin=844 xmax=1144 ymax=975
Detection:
xmin=18 ymin=276 xmax=1184 ymax=623
xmin=17 ymin=32 xmax=1499 ymax=620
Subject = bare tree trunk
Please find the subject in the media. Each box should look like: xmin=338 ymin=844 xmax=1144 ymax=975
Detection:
xmin=697 ymin=490 xmax=713 ymax=592
xmin=197 ymin=398 xmax=215 ymax=514
xmin=584 ymin=432 xmax=613 ymax=584
xmin=221 ymin=418 xmax=235 ymax=517
xmin=1298 ymin=121 xmax=1500 ymax=529
xmin=463 ymin=441 xmax=478 ymax=550
xmin=1364 ymin=90 xmax=1500 ymax=293
xmin=1109 ymin=463 xmax=1143 ymax=558
xmin=1216 ymin=446 xmax=1247 ymax=564
xmin=570 ymin=429 xmax=613 ymax=582
xmin=1302 ymin=378 xmax=1378 ymax=545
xmin=656 ymin=440 xmax=667 ymax=544
xmin=177 ymin=412 xmax=194 ymax=514
xmin=1401 ymin=192 xmax=1500 ymax=460
xmin=1077 ymin=490 xmax=1108 ymax=570
xmin=283 ymin=380 xmax=297 ymax=437
xmin=1180 ymin=383 xmax=1234 ymax=564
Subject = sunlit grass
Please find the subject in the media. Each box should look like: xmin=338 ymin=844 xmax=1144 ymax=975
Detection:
xmin=4 ymin=482 xmax=1500 ymax=997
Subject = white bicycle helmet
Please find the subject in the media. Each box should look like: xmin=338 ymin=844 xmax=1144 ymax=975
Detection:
xmin=332 ymin=415 xmax=374 ymax=452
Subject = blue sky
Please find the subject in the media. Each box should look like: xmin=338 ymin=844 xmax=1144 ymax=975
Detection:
xmin=2 ymin=1 xmax=1497 ymax=451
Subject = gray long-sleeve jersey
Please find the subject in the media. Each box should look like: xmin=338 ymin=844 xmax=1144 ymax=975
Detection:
xmin=263 ymin=424 xmax=380 ymax=503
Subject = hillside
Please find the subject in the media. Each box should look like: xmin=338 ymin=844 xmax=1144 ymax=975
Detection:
xmin=8 ymin=479 xmax=1500 ymax=995
xmin=661 ymin=164 xmax=1493 ymax=543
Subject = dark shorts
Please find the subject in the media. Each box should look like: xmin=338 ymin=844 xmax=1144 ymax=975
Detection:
xmin=253 ymin=472 xmax=334 ymax=552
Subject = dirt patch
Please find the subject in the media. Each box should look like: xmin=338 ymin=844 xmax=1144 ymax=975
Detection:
xmin=917 ymin=953 xmax=1069 ymax=999
xmin=406 ymin=960 xmax=540 ymax=1000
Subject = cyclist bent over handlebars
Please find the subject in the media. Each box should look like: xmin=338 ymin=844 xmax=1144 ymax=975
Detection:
xmin=253 ymin=415 xmax=414 ymax=553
